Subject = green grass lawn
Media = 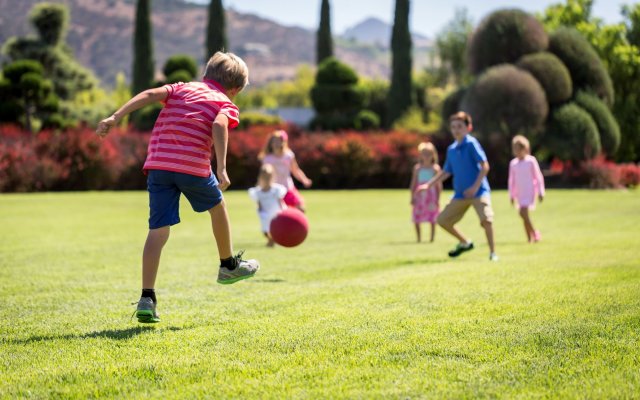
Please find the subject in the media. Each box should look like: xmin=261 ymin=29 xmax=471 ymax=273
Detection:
xmin=1 ymin=189 xmax=639 ymax=399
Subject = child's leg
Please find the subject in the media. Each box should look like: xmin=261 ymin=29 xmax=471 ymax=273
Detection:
xmin=414 ymin=223 xmax=421 ymax=242
xmin=481 ymin=220 xmax=495 ymax=254
xmin=430 ymin=222 xmax=436 ymax=242
xmin=208 ymin=200 xmax=233 ymax=259
xmin=142 ymin=226 xmax=170 ymax=289
xmin=437 ymin=200 xmax=471 ymax=243
xmin=264 ymin=232 xmax=275 ymax=247
xmin=519 ymin=207 xmax=535 ymax=241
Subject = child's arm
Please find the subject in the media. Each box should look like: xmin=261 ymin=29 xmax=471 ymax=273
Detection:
xmin=96 ymin=87 xmax=169 ymax=137
xmin=463 ymin=161 xmax=489 ymax=199
xmin=434 ymin=165 xmax=443 ymax=195
xmin=532 ymin=157 xmax=545 ymax=201
xmin=417 ymin=169 xmax=451 ymax=192
xmin=409 ymin=165 xmax=419 ymax=205
xmin=212 ymin=114 xmax=231 ymax=191
xmin=508 ymin=161 xmax=516 ymax=205
xmin=290 ymin=158 xmax=312 ymax=188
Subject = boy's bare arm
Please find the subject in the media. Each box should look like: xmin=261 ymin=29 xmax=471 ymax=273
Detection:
xmin=212 ymin=114 xmax=231 ymax=191
xmin=419 ymin=170 xmax=451 ymax=191
xmin=96 ymin=87 xmax=168 ymax=137
xmin=463 ymin=161 xmax=490 ymax=198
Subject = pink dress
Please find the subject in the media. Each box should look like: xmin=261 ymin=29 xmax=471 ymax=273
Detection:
xmin=262 ymin=150 xmax=303 ymax=207
xmin=508 ymin=155 xmax=545 ymax=208
xmin=412 ymin=167 xmax=440 ymax=223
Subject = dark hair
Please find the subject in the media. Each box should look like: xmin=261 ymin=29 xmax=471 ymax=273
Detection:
xmin=449 ymin=111 xmax=473 ymax=131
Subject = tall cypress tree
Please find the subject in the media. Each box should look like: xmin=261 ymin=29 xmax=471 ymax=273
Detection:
xmin=316 ymin=0 xmax=333 ymax=64
xmin=387 ymin=0 xmax=413 ymax=127
xmin=132 ymin=0 xmax=154 ymax=95
xmin=206 ymin=0 xmax=228 ymax=57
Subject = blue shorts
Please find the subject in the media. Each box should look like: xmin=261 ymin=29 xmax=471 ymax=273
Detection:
xmin=147 ymin=170 xmax=223 ymax=229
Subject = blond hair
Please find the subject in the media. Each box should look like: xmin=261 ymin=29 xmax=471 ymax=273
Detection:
xmin=418 ymin=142 xmax=438 ymax=164
xmin=258 ymin=163 xmax=275 ymax=181
xmin=258 ymin=130 xmax=290 ymax=160
xmin=203 ymin=51 xmax=249 ymax=90
xmin=512 ymin=135 xmax=530 ymax=153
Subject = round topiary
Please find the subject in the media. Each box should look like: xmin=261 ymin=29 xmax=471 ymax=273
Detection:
xmin=2 ymin=60 xmax=44 ymax=82
xmin=548 ymin=27 xmax=614 ymax=106
xmin=353 ymin=109 xmax=381 ymax=130
xmin=165 ymin=70 xmax=193 ymax=84
xmin=545 ymin=103 xmax=601 ymax=162
xmin=516 ymin=52 xmax=572 ymax=104
xmin=440 ymin=87 xmax=467 ymax=127
xmin=574 ymin=91 xmax=620 ymax=156
xmin=461 ymin=64 xmax=548 ymax=139
xmin=163 ymin=54 xmax=198 ymax=80
xmin=467 ymin=9 xmax=548 ymax=74
xmin=315 ymin=57 xmax=359 ymax=85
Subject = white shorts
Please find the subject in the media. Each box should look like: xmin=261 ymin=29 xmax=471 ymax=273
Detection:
xmin=259 ymin=210 xmax=279 ymax=233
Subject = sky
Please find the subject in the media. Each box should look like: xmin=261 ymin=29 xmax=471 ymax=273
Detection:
xmin=190 ymin=0 xmax=626 ymax=37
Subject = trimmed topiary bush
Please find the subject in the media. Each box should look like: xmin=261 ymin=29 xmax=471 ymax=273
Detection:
xmin=461 ymin=65 xmax=548 ymax=139
xmin=467 ymin=9 xmax=548 ymax=74
xmin=545 ymin=103 xmax=601 ymax=162
xmin=574 ymin=91 xmax=621 ymax=156
xmin=516 ymin=52 xmax=572 ymax=104
xmin=163 ymin=54 xmax=198 ymax=80
xmin=165 ymin=70 xmax=193 ymax=84
xmin=548 ymin=27 xmax=614 ymax=106
xmin=353 ymin=109 xmax=381 ymax=130
xmin=440 ymin=87 xmax=467 ymax=128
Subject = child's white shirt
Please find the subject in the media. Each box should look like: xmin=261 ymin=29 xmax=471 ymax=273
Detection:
xmin=248 ymin=183 xmax=287 ymax=215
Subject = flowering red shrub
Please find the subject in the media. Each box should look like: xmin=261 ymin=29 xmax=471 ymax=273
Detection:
xmin=579 ymin=156 xmax=640 ymax=189
xmin=0 ymin=124 xmax=149 ymax=192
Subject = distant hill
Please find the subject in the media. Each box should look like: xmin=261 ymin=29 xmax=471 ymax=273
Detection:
xmin=0 ymin=0 xmax=433 ymax=87
xmin=342 ymin=17 xmax=433 ymax=49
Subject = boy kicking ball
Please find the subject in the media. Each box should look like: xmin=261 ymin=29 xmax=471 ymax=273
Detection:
xmin=418 ymin=112 xmax=498 ymax=261
xmin=96 ymin=52 xmax=259 ymax=323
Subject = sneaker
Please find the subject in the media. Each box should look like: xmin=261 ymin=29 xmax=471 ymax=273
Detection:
xmin=489 ymin=253 xmax=499 ymax=261
xmin=135 ymin=297 xmax=160 ymax=323
xmin=532 ymin=230 xmax=541 ymax=242
xmin=448 ymin=241 xmax=474 ymax=257
xmin=217 ymin=251 xmax=260 ymax=285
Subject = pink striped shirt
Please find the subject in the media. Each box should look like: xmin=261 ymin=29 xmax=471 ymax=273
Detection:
xmin=143 ymin=79 xmax=240 ymax=177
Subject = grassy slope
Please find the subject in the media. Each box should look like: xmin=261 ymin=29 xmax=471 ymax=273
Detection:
xmin=0 ymin=190 xmax=638 ymax=399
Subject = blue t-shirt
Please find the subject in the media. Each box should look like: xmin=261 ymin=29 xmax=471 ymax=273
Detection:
xmin=443 ymin=134 xmax=491 ymax=199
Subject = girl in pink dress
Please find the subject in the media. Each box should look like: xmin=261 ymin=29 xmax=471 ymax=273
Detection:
xmin=508 ymin=135 xmax=545 ymax=242
xmin=410 ymin=142 xmax=442 ymax=242
xmin=259 ymin=130 xmax=312 ymax=212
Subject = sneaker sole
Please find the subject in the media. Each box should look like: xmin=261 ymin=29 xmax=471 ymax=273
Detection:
xmin=448 ymin=245 xmax=474 ymax=258
xmin=136 ymin=310 xmax=160 ymax=323
xmin=217 ymin=271 xmax=257 ymax=285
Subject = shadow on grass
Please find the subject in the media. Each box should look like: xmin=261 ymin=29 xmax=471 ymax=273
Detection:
xmin=398 ymin=258 xmax=450 ymax=266
xmin=250 ymin=278 xmax=286 ymax=283
xmin=7 ymin=325 xmax=184 ymax=344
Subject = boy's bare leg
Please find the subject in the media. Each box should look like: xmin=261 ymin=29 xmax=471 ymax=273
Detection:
xmin=209 ymin=201 xmax=233 ymax=259
xmin=142 ymin=226 xmax=170 ymax=289
xmin=481 ymin=220 xmax=495 ymax=254
xmin=439 ymin=222 xmax=469 ymax=244
xmin=414 ymin=223 xmax=421 ymax=242
xmin=430 ymin=223 xmax=436 ymax=243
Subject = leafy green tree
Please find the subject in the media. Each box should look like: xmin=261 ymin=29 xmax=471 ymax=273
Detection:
xmin=163 ymin=55 xmax=198 ymax=80
xmin=206 ymin=0 xmax=228 ymax=57
xmin=540 ymin=0 xmax=640 ymax=161
xmin=316 ymin=0 xmax=334 ymax=64
xmin=3 ymin=3 xmax=97 ymax=101
xmin=435 ymin=8 xmax=473 ymax=85
xmin=132 ymin=0 xmax=154 ymax=95
xmin=387 ymin=0 xmax=413 ymax=128
xmin=0 ymin=60 xmax=62 ymax=131
xmin=575 ymin=91 xmax=621 ymax=156
xmin=29 ymin=2 xmax=68 ymax=46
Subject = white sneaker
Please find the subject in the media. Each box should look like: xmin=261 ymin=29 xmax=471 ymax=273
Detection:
xmin=489 ymin=253 xmax=499 ymax=261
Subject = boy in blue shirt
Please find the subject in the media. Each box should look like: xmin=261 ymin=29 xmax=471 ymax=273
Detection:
xmin=418 ymin=112 xmax=498 ymax=261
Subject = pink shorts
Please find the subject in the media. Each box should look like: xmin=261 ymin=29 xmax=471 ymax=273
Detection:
xmin=284 ymin=187 xmax=304 ymax=207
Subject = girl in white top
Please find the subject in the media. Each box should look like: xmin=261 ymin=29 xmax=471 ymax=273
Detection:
xmin=259 ymin=130 xmax=312 ymax=212
xmin=248 ymin=164 xmax=287 ymax=247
